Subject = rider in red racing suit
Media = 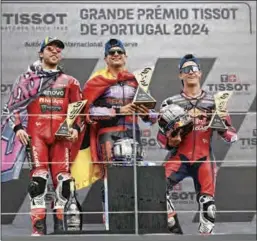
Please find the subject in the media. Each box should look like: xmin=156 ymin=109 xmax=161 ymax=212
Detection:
xmin=7 ymin=37 xmax=82 ymax=235
xmin=157 ymin=54 xmax=237 ymax=235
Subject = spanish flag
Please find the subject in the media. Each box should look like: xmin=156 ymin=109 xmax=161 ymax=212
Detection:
xmin=70 ymin=124 xmax=102 ymax=190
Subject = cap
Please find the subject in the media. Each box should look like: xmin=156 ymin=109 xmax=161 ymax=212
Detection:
xmin=178 ymin=54 xmax=200 ymax=69
xmin=39 ymin=37 xmax=65 ymax=53
xmin=104 ymin=38 xmax=126 ymax=56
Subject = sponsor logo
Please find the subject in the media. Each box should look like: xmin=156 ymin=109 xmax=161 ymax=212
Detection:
xmin=170 ymin=191 xmax=197 ymax=204
xmin=188 ymin=108 xmax=209 ymax=131
xmin=41 ymin=88 xmax=65 ymax=98
xmin=1 ymin=13 xmax=68 ymax=32
xmin=32 ymin=146 xmax=40 ymax=168
xmin=105 ymin=97 xmax=131 ymax=106
xmin=140 ymin=129 xmax=158 ymax=149
xmin=188 ymin=108 xmax=208 ymax=118
xmin=141 ymin=129 xmax=151 ymax=138
xmin=239 ymin=129 xmax=257 ymax=150
xmin=40 ymin=105 xmax=62 ymax=113
xmin=206 ymin=74 xmax=251 ymax=95
xmin=24 ymin=40 xmax=118 ymax=49
xmin=141 ymin=138 xmax=158 ymax=148
xmin=39 ymin=97 xmax=64 ymax=105
xmin=64 ymin=148 xmax=69 ymax=171
xmin=170 ymin=183 xmax=197 ymax=205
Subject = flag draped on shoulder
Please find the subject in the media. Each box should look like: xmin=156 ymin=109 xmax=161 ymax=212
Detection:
xmin=1 ymin=61 xmax=61 ymax=182
xmin=70 ymin=68 xmax=137 ymax=190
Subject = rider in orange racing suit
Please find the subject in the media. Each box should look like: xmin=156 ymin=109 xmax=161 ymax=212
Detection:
xmin=157 ymin=54 xmax=238 ymax=235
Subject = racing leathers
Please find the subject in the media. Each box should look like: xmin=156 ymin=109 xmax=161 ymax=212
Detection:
xmin=83 ymin=68 xmax=157 ymax=164
xmin=82 ymin=68 xmax=157 ymax=227
xmin=157 ymin=90 xmax=237 ymax=234
xmin=8 ymin=66 xmax=82 ymax=235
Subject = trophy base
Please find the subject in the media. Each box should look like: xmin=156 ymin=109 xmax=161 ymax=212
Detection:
xmin=55 ymin=121 xmax=71 ymax=137
xmin=208 ymin=113 xmax=228 ymax=130
xmin=133 ymin=86 xmax=156 ymax=110
xmin=55 ymin=133 xmax=71 ymax=138
xmin=134 ymin=101 xmax=156 ymax=109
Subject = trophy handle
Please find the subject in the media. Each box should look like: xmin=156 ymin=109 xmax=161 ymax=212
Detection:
xmin=208 ymin=111 xmax=228 ymax=130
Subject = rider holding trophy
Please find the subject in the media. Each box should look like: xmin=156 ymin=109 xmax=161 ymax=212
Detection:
xmin=157 ymin=54 xmax=238 ymax=235
xmin=5 ymin=37 xmax=83 ymax=235
xmin=82 ymin=38 xmax=157 ymax=166
xmin=81 ymin=38 xmax=157 ymax=227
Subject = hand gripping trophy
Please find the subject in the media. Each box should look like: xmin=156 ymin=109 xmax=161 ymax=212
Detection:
xmin=208 ymin=91 xmax=233 ymax=130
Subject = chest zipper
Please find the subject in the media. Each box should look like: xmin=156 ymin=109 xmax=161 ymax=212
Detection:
xmin=191 ymin=109 xmax=196 ymax=161
xmin=191 ymin=99 xmax=200 ymax=162
xmin=50 ymin=74 xmax=58 ymax=140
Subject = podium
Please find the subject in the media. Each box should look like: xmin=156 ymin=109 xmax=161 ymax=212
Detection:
xmin=53 ymin=165 xmax=169 ymax=235
xmin=106 ymin=165 xmax=168 ymax=234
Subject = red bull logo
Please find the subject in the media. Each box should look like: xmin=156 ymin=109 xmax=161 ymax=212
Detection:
xmin=188 ymin=108 xmax=209 ymax=131
xmin=188 ymin=108 xmax=208 ymax=118
xmin=173 ymin=120 xmax=184 ymax=129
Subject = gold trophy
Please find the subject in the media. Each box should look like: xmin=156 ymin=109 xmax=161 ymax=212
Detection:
xmin=133 ymin=66 xmax=157 ymax=109
xmin=55 ymin=100 xmax=87 ymax=137
xmin=208 ymin=91 xmax=233 ymax=130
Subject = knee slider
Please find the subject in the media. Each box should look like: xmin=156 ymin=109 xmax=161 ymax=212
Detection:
xmin=28 ymin=170 xmax=48 ymax=209
xmin=199 ymin=195 xmax=216 ymax=223
xmin=28 ymin=170 xmax=49 ymax=198
xmin=198 ymin=195 xmax=216 ymax=234
xmin=54 ymin=173 xmax=73 ymax=209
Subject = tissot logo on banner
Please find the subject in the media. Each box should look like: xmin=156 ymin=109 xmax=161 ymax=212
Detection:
xmin=1 ymin=13 xmax=68 ymax=31
xmin=141 ymin=128 xmax=158 ymax=149
xmin=206 ymin=74 xmax=251 ymax=95
xmin=170 ymin=183 xmax=197 ymax=205
xmin=239 ymin=129 xmax=257 ymax=150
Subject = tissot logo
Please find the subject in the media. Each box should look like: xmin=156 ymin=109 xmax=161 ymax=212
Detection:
xmin=206 ymin=74 xmax=251 ymax=94
xmin=2 ymin=13 xmax=67 ymax=25
xmin=1 ymin=13 xmax=68 ymax=32
xmin=239 ymin=128 xmax=257 ymax=149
